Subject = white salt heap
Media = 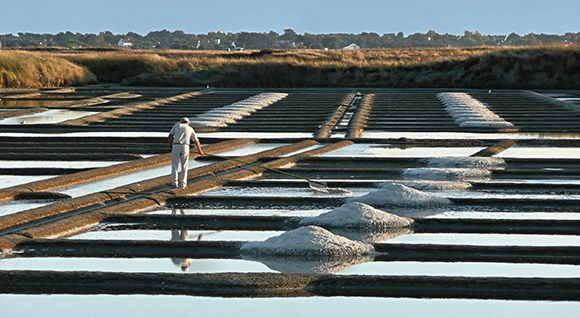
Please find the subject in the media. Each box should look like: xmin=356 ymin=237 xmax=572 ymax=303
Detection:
xmin=347 ymin=182 xmax=451 ymax=208
xmin=240 ymin=225 xmax=374 ymax=256
xmin=403 ymin=168 xmax=491 ymax=181
xmin=426 ymin=156 xmax=505 ymax=169
xmin=299 ymin=202 xmax=414 ymax=229
xmin=437 ymin=92 xmax=514 ymax=128
xmin=190 ymin=92 xmax=288 ymax=127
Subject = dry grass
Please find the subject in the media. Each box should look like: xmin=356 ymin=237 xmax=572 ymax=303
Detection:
xmin=0 ymin=50 xmax=97 ymax=88
xmin=3 ymin=45 xmax=580 ymax=88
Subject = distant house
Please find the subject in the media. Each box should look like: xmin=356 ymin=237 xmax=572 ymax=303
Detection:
xmin=118 ymin=39 xmax=132 ymax=47
xmin=342 ymin=43 xmax=360 ymax=50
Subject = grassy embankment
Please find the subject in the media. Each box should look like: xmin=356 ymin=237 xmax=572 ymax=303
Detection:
xmin=0 ymin=50 xmax=97 ymax=88
xmin=2 ymin=45 xmax=580 ymax=89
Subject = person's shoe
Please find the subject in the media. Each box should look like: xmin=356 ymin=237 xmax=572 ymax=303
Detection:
xmin=180 ymin=184 xmax=187 ymax=189
xmin=171 ymin=184 xmax=179 ymax=188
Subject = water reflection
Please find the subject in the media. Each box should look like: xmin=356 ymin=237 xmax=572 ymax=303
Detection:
xmin=241 ymin=254 xmax=374 ymax=274
xmin=329 ymin=227 xmax=414 ymax=243
xmin=170 ymin=208 xmax=203 ymax=272
xmin=0 ymin=109 xmax=98 ymax=125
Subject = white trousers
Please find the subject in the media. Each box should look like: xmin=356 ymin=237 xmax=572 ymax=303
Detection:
xmin=171 ymin=144 xmax=190 ymax=188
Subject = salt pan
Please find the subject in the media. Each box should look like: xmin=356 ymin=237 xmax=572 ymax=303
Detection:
xmin=346 ymin=182 xmax=451 ymax=208
xmin=240 ymin=225 xmax=374 ymax=256
xmin=299 ymin=202 xmax=414 ymax=229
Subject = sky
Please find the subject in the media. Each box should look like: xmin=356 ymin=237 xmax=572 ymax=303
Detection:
xmin=2 ymin=0 xmax=579 ymax=36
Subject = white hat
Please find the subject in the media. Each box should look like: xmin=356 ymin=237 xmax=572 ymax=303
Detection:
xmin=181 ymin=117 xmax=190 ymax=123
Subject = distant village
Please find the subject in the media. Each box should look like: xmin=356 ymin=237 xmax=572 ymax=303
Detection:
xmin=1 ymin=29 xmax=579 ymax=50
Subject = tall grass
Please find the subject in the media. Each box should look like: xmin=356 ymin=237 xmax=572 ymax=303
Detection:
xmin=0 ymin=50 xmax=97 ymax=88
xmin=5 ymin=45 xmax=580 ymax=89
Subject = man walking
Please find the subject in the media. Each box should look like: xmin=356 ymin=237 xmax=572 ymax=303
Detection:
xmin=168 ymin=117 xmax=204 ymax=189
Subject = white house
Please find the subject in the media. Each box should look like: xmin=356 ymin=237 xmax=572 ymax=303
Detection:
xmin=118 ymin=39 xmax=132 ymax=47
xmin=342 ymin=43 xmax=360 ymax=50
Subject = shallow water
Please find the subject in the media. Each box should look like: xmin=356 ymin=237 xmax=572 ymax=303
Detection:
xmin=360 ymin=131 xmax=580 ymax=140
xmin=150 ymin=207 xmax=327 ymax=217
xmin=386 ymin=233 xmax=580 ymax=246
xmin=498 ymin=146 xmax=580 ymax=159
xmin=0 ymin=257 xmax=273 ymax=274
xmin=322 ymin=144 xmax=485 ymax=157
xmin=0 ymin=109 xmax=98 ymax=125
xmin=0 ymin=160 xmax=119 ymax=169
xmin=0 ymin=175 xmax=55 ymax=190
xmin=215 ymin=143 xmax=290 ymax=156
xmin=197 ymin=132 xmax=314 ymax=139
xmin=0 ymin=201 xmax=47 ymax=217
xmin=1 ymin=295 xmax=578 ymax=318
xmin=424 ymin=211 xmax=580 ymax=219
xmin=73 ymin=229 xmax=284 ymax=241
xmin=339 ymin=261 xmax=580 ymax=278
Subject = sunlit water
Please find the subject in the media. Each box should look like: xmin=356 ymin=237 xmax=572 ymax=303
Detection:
xmin=1 ymin=295 xmax=578 ymax=318
xmin=0 ymin=109 xmax=98 ymax=125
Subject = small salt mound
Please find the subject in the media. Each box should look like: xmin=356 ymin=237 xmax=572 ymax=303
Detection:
xmin=378 ymin=180 xmax=472 ymax=191
xmin=403 ymin=168 xmax=491 ymax=181
xmin=427 ymin=157 xmax=505 ymax=169
xmin=300 ymin=202 xmax=414 ymax=229
xmin=240 ymin=225 xmax=374 ymax=256
xmin=346 ymin=182 xmax=451 ymax=208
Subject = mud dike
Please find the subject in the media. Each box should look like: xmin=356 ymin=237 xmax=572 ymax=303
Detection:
xmin=1 ymin=87 xmax=580 ymax=315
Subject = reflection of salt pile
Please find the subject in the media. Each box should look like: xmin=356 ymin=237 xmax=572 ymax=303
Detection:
xmin=190 ymin=92 xmax=288 ymax=127
xmin=387 ymin=180 xmax=472 ymax=190
xmin=437 ymin=92 xmax=514 ymax=128
xmin=347 ymin=182 xmax=451 ymax=208
xmin=330 ymin=227 xmax=413 ymax=244
xmin=403 ymin=156 xmax=505 ymax=183
xmin=241 ymin=254 xmax=374 ymax=274
xmin=300 ymin=202 xmax=414 ymax=229
xmin=403 ymin=168 xmax=491 ymax=181
xmin=240 ymin=225 xmax=374 ymax=256
xmin=426 ymin=156 xmax=505 ymax=169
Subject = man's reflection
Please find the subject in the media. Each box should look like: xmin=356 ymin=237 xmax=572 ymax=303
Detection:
xmin=170 ymin=208 xmax=202 ymax=271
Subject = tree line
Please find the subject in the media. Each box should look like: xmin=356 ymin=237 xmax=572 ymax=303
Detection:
xmin=2 ymin=29 xmax=579 ymax=50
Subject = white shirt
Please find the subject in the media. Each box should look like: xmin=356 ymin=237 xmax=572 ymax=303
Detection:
xmin=169 ymin=122 xmax=198 ymax=145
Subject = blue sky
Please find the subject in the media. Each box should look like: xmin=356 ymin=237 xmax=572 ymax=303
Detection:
xmin=3 ymin=0 xmax=578 ymax=36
